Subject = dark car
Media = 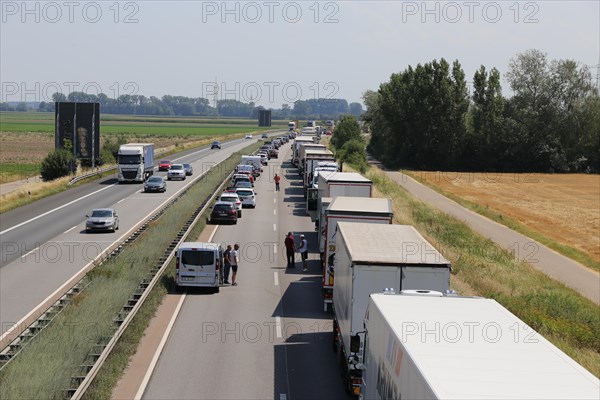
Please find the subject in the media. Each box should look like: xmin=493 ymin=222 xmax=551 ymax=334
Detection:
xmin=211 ymin=141 xmax=222 ymax=149
xmin=183 ymin=163 xmax=193 ymax=176
xmin=144 ymin=176 xmax=167 ymax=192
xmin=261 ymin=133 xmax=268 ymax=139
xmin=209 ymin=201 xmax=238 ymax=224
xmin=268 ymin=148 xmax=279 ymax=158
xmin=158 ymin=160 xmax=172 ymax=171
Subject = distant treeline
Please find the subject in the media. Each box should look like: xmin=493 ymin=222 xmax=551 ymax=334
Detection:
xmin=1 ymin=94 xmax=363 ymax=120
xmin=365 ymin=49 xmax=600 ymax=173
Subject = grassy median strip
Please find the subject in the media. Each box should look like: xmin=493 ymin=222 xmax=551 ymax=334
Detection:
xmin=402 ymin=170 xmax=599 ymax=272
xmin=0 ymin=142 xmax=262 ymax=399
xmin=362 ymin=167 xmax=600 ymax=377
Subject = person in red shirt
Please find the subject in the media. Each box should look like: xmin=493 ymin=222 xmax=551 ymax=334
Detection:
xmin=274 ymin=173 xmax=281 ymax=191
xmin=284 ymin=232 xmax=296 ymax=268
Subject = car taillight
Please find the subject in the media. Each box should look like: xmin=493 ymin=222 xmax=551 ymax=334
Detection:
xmin=230 ymin=210 xmax=237 ymax=214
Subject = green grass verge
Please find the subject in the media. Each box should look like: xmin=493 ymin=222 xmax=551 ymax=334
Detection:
xmin=0 ymin=112 xmax=286 ymax=134
xmin=0 ymin=163 xmax=41 ymax=183
xmin=0 ymin=142 xmax=262 ymax=399
xmin=403 ymin=170 xmax=600 ymax=272
xmin=365 ymin=167 xmax=600 ymax=377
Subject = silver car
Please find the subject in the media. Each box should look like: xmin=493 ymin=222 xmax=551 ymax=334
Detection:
xmin=86 ymin=208 xmax=119 ymax=233
xmin=167 ymin=164 xmax=186 ymax=180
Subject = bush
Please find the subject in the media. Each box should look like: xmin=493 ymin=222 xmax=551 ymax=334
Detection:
xmin=40 ymin=149 xmax=76 ymax=181
xmin=338 ymin=139 xmax=368 ymax=173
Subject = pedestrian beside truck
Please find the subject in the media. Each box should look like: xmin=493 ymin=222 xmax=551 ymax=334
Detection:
xmin=297 ymin=234 xmax=308 ymax=271
xmin=284 ymin=232 xmax=296 ymax=268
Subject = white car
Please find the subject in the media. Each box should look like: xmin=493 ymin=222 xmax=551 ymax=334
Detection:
xmin=235 ymin=188 xmax=256 ymax=208
xmin=219 ymin=192 xmax=243 ymax=217
xmin=245 ymin=134 xmax=253 ymax=139
xmin=167 ymin=164 xmax=186 ymax=180
xmin=257 ymin=152 xmax=268 ymax=165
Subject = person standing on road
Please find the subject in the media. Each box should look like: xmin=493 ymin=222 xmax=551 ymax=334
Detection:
xmin=297 ymin=234 xmax=308 ymax=271
xmin=223 ymin=244 xmax=232 ymax=284
xmin=274 ymin=173 xmax=281 ymax=191
xmin=230 ymin=243 xmax=240 ymax=286
xmin=284 ymin=232 xmax=296 ymax=268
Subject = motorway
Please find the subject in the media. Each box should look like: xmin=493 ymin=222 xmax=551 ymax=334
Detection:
xmin=0 ymin=136 xmax=275 ymax=340
xmin=122 ymin=141 xmax=349 ymax=399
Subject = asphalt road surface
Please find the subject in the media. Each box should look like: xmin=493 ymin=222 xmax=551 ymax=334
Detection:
xmin=0 ymin=135 xmax=278 ymax=339
xmin=142 ymin=142 xmax=349 ymax=399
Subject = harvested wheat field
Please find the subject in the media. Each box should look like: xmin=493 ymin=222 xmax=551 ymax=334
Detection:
xmin=408 ymin=171 xmax=600 ymax=265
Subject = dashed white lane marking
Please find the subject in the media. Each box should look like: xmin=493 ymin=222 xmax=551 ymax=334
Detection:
xmin=273 ymin=209 xmax=277 ymax=215
xmin=273 ymin=223 xmax=277 ymax=231
xmin=275 ymin=316 xmax=282 ymax=338
xmin=274 ymin=271 xmax=279 ymax=286
xmin=117 ymin=198 xmax=126 ymax=204
xmin=21 ymin=246 xmax=39 ymax=259
xmin=273 ymin=244 xmax=277 ymax=254
xmin=64 ymin=225 xmax=77 ymax=234
xmin=273 ymin=198 xmax=277 ymax=203
xmin=0 ymin=184 xmax=116 ymax=235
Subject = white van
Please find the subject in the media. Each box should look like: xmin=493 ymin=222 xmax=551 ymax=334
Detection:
xmin=241 ymin=155 xmax=263 ymax=175
xmin=175 ymin=242 xmax=223 ymax=289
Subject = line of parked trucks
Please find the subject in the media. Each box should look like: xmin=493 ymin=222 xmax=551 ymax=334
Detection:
xmin=289 ymin=134 xmax=599 ymax=399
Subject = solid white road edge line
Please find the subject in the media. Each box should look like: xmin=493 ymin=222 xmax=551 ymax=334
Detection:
xmin=135 ymin=205 xmax=219 ymax=398
xmin=117 ymin=198 xmax=126 ymax=204
xmin=0 ymin=184 xmax=116 ymax=236
xmin=0 ymin=167 xmax=217 ymax=344
xmin=274 ymin=271 xmax=279 ymax=286
xmin=134 ymin=293 xmax=187 ymax=400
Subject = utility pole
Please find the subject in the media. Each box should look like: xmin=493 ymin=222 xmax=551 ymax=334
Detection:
xmin=214 ymin=77 xmax=219 ymax=118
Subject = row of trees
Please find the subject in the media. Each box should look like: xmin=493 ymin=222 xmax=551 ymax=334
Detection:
xmin=3 ymin=93 xmax=363 ymax=120
xmin=365 ymin=50 xmax=600 ymax=173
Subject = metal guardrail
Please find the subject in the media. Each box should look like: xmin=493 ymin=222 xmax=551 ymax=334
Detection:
xmin=67 ymin=165 xmax=116 ymax=186
xmin=0 ymin=141 xmax=263 ymax=398
xmin=69 ymin=164 xmax=236 ymax=399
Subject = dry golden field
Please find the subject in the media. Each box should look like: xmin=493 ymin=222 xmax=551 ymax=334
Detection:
xmin=408 ymin=171 xmax=600 ymax=265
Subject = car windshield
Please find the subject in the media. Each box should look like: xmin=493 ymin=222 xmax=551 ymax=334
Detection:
xmin=171 ymin=165 xmax=183 ymax=170
xmin=237 ymin=190 xmax=253 ymax=196
xmin=212 ymin=141 xmax=220 ymax=145
xmin=148 ymin=177 xmax=163 ymax=183
xmin=183 ymin=164 xmax=191 ymax=168
xmin=220 ymin=196 xmax=237 ymax=202
xmin=91 ymin=210 xmax=112 ymax=218
xmin=214 ymin=204 xmax=233 ymax=211
xmin=160 ymin=160 xmax=170 ymax=164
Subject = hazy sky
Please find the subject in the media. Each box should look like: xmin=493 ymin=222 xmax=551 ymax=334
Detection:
xmin=1 ymin=0 xmax=599 ymax=107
